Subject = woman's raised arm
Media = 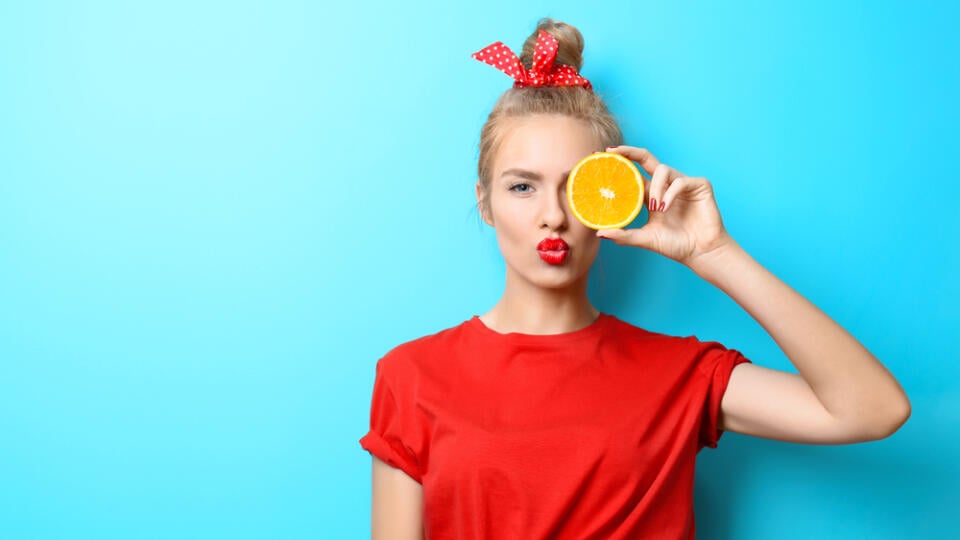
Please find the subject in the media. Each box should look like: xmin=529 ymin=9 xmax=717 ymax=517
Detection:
xmin=690 ymin=240 xmax=910 ymax=443
xmin=598 ymin=146 xmax=910 ymax=444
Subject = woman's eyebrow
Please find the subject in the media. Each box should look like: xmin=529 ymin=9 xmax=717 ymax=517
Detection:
xmin=500 ymin=168 xmax=542 ymax=180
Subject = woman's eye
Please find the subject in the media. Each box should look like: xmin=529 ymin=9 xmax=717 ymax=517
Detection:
xmin=509 ymin=183 xmax=533 ymax=193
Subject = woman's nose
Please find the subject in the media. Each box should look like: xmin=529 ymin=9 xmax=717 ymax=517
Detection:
xmin=539 ymin=189 xmax=568 ymax=230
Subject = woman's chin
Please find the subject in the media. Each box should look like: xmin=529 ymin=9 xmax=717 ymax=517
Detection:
xmin=510 ymin=266 xmax=590 ymax=291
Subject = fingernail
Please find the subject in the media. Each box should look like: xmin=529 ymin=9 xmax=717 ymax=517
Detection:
xmin=659 ymin=200 xmax=666 ymax=212
xmin=649 ymin=198 xmax=657 ymax=212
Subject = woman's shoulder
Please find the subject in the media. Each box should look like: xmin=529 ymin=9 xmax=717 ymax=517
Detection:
xmin=605 ymin=314 xmax=747 ymax=378
xmin=604 ymin=314 xmax=722 ymax=348
xmin=375 ymin=317 xmax=477 ymax=371
xmin=604 ymin=313 xmax=677 ymax=340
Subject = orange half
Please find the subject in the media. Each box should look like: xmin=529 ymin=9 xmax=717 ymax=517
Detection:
xmin=566 ymin=152 xmax=645 ymax=230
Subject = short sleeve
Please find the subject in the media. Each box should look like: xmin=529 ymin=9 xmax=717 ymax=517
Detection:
xmin=694 ymin=340 xmax=752 ymax=450
xmin=359 ymin=354 xmax=424 ymax=483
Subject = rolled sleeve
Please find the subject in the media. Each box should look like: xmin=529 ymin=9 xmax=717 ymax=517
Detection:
xmin=695 ymin=341 xmax=752 ymax=450
xmin=359 ymin=355 xmax=423 ymax=483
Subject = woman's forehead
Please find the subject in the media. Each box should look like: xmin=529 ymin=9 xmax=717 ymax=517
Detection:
xmin=494 ymin=115 xmax=600 ymax=173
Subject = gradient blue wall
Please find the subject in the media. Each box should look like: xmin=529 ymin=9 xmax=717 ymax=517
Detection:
xmin=1 ymin=1 xmax=956 ymax=538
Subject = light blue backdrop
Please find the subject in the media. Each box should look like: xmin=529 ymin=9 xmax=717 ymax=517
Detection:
xmin=1 ymin=1 xmax=957 ymax=538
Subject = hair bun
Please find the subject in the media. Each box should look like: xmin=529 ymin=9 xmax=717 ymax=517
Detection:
xmin=519 ymin=18 xmax=585 ymax=71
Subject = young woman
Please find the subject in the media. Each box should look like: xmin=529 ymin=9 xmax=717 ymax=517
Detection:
xmin=359 ymin=19 xmax=910 ymax=540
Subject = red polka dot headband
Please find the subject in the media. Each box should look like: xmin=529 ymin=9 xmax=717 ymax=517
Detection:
xmin=471 ymin=30 xmax=593 ymax=90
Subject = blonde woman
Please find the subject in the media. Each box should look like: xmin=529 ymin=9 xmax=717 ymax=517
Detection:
xmin=360 ymin=18 xmax=910 ymax=540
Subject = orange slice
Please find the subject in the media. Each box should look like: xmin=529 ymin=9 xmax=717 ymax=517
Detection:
xmin=566 ymin=152 xmax=645 ymax=230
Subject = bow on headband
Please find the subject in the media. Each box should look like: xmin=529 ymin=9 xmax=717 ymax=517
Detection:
xmin=471 ymin=30 xmax=593 ymax=90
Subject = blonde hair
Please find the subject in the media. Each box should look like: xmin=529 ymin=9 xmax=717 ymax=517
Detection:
xmin=477 ymin=18 xmax=624 ymax=220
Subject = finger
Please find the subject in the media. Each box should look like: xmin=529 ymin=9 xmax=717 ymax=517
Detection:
xmin=596 ymin=226 xmax=658 ymax=251
xmin=606 ymin=146 xmax=661 ymax=177
xmin=648 ymin=163 xmax=681 ymax=213
xmin=660 ymin=176 xmax=708 ymax=212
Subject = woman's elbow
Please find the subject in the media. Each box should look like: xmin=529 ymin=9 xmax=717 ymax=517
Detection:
xmin=883 ymin=394 xmax=912 ymax=437
xmin=861 ymin=392 xmax=912 ymax=442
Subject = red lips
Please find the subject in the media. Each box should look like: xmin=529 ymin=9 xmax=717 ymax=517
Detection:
xmin=537 ymin=237 xmax=570 ymax=265
xmin=537 ymin=238 xmax=569 ymax=251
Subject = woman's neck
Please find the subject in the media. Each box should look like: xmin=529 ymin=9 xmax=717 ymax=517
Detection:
xmin=479 ymin=273 xmax=599 ymax=335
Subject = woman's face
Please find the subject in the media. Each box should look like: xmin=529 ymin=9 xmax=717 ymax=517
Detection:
xmin=480 ymin=114 xmax=602 ymax=290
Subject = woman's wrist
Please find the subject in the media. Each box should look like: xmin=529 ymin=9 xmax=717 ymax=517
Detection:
xmin=684 ymin=234 xmax=749 ymax=285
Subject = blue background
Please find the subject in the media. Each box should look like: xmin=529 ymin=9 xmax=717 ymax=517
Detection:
xmin=1 ymin=1 xmax=957 ymax=538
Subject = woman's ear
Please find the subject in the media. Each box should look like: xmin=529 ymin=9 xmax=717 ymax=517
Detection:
xmin=476 ymin=181 xmax=493 ymax=226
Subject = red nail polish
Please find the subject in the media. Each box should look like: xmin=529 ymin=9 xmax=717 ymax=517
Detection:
xmin=649 ymin=198 xmax=656 ymax=212
xmin=659 ymin=200 xmax=666 ymax=212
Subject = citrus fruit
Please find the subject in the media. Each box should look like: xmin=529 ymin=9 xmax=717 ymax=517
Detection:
xmin=566 ymin=152 xmax=645 ymax=230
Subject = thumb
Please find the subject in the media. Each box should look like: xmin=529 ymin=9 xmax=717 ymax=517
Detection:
xmin=596 ymin=227 xmax=658 ymax=250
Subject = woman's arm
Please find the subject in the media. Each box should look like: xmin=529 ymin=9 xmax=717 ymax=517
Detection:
xmin=371 ymin=456 xmax=424 ymax=540
xmin=598 ymin=146 xmax=910 ymax=444
xmin=691 ymin=240 xmax=910 ymax=443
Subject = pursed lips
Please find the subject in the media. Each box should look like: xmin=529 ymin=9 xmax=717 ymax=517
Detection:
xmin=537 ymin=238 xmax=570 ymax=265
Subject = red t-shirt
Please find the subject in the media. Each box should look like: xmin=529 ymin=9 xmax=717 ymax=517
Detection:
xmin=359 ymin=313 xmax=751 ymax=539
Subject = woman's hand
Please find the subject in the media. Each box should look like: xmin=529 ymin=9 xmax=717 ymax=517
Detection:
xmin=596 ymin=146 xmax=735 ymax=268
